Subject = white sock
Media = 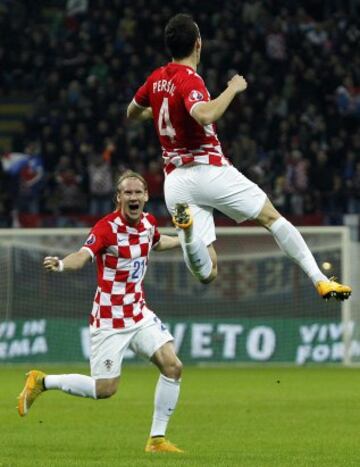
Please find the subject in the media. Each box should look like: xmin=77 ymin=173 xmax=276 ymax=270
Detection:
xmin=270 ymin=217 xmax=328 ymax=285
xmin=178 ymin=229 xmax=212 ymax=281
xmin=150 ymin=374 xmax=181 ymax=437
xmin=44 ymin=374 xmax=97 ymax=399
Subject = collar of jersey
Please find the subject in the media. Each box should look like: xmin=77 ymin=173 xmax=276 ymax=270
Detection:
xmin=117 ymin=210 xmax=144 ymax=228
xmin=168 ymin=62 xmax=194 ymax=73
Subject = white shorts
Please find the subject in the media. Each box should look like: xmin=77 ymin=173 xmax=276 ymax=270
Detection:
xmin=90 ymin=312 xmax=173 ymax=379
xmin=164 ymin=164 xmax=267 ymax=245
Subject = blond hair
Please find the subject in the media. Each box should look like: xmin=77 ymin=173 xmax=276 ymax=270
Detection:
xmin=116 ymin=170 xmax=148 ymax=193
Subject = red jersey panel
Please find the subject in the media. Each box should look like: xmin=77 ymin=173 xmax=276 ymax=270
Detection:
xmin=134 ymin=63 xmax=229 ymax=174
xmin=82 ymin=210 xmax=160 ymax=330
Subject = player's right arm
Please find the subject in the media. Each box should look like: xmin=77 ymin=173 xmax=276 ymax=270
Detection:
xmin=43 ymin=249 xmax=91 ymax=272
xmin=127 ymin=102 xmax=153 ymax=121
xmin=44 ymin=220 xmax=109 ymax=272
xmin=127 ymin=77 xmax=153 ymax=121
xmin=191 ymin=74 xmax=248 ymax=126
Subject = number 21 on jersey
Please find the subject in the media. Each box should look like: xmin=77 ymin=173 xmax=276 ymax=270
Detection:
xmin=158 ymin=98 xmax=176 ymax=141
xmin=131 ymin=259 xmax=145 ymax=280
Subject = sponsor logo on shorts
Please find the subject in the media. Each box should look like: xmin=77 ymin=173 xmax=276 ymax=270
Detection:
xmin=86 ymin=234 xmax=96 ymax=245
xmin=104 ymin=359 xmax=113 ymax=370
xmin=154 ymin=316 xmax=167 ymax=332
xmin=189 ymin=90 xmax=204 ymax=102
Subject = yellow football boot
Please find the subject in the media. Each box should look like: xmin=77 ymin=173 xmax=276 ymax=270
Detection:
xmin=17 ymin=370 xmax=46 ymax=417
xmin=172 ymin=203 xmax=193 ymax=229
xmin=316 ymin=278 xmax=352 ymax=301
xmin=145 ymin=436 xmax=184 ymax=453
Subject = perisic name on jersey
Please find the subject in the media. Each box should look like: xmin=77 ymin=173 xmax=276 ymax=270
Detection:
xmin=153 ymin=79 xmax=176 ymax=96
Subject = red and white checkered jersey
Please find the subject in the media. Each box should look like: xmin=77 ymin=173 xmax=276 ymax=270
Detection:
xmin=82 ymin=210 xmax=160 ymax=330
xmin=133 ymin=63 xmax=230 ymax=175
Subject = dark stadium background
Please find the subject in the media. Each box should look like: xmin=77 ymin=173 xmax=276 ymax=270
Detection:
xmin=0 ymin=0 xmax=359 ymax=228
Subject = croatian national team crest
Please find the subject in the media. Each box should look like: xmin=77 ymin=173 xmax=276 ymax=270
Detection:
xmin=86 ymin=234 xmax=96 ymax=245
xmin=104 ymin=359 xmax=113 ymax=370
xmin=189 ymin=90 xmax=204 ymax=102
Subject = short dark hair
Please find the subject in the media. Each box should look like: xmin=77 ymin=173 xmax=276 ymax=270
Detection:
xmin=165 ymin=14 xmax=200 ymax=59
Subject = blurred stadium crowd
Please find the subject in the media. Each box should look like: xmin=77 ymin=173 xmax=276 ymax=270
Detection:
xmin=0 ymin=0 xmax=359 ymax=227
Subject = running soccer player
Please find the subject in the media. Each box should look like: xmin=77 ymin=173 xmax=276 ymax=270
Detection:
xmin=127 ymin=13 xmax=351 ymax=301
xmin=17 ymin=171 xmax=183 ymax=453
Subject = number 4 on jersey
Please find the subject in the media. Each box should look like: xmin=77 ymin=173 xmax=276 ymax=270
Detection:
xmin=158 ymin=98 xmax=176 ymax=141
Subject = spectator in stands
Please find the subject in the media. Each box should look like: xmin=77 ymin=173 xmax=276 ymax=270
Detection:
xmin=17 ymin=142 xmax=44 ymax=214
xmin=87 ymin=153 xmax=114 ymax=215
xmin=143 ymin=159 xmax=167 ymax=217
xmin=336 ymin=75 xmax=360 ymax=116
xmin=346 ymin=162 xmax=360 ymax=214
xmin=53 ymin=155 xmax=85 ymax=216
xmin=284 ymin=150 xmax=309 ymax=216
xmin=1 ymin=142 xmax=44 ymax=214
xmin=309 ymin=149 xmax=336 ymax=217
xmin=0 ymin=161 xmax=12 ymax=227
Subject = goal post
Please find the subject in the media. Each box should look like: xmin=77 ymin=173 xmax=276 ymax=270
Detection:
xmin=0 ymin=226 xmax=355 ymax=366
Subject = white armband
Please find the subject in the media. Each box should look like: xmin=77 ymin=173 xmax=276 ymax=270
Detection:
xmin=58 ymin=259 xmax=64 ymax=272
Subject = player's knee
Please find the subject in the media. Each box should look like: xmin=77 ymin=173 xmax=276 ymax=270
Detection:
xmin=163 ymin=359 xmax=183 ymax=380
xmin=173 ymin=359 xmax=183 ymax=379
xmin=96 ymin=386 xmax=117 ymax=399
xmin=96 ymin=379 xmax=118 ymax=399
xmin=200 ymin=266 xmax=217 ymax=284
xmin=257 ymin=199 xmax=281 ymax=229
xmin=262 ymin=213 xmax=281 ymax=229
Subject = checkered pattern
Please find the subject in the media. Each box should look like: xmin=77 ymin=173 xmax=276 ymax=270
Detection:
xmin=162 ymin=144 xmax=230 ymax=175
xmin=83 ymin=211 xmax=160 ymax=330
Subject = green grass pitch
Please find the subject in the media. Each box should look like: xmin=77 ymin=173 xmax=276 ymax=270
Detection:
xmin=1 ymin=366 xmax=360 ymax=466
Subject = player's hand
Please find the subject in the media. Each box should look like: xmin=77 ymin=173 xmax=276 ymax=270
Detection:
xmin=43 ymin=256 xmax=63 ymax=272
xmin=227 ymin=74 xmax=247 ymax=94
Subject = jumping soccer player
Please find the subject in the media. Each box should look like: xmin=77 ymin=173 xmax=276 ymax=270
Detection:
xmin=17 ymin=171 xmax=183 ymax=453
xmin=127 ymin=13 xmax=351 ymax=301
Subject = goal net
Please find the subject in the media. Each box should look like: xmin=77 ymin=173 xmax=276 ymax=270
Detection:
xmin=0 ymin=226 xmax=355 ymax=365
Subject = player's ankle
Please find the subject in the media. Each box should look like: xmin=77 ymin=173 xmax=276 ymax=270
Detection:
xmin=183 ymin=226 xmax=193 ymax=243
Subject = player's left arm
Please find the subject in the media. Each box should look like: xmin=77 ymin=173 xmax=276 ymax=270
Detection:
xmin=188 ymin=74 xmax=248 ymax=126
xmin=153 ymin=234 xmax=180 ymax=252
xmin=127 ymin=101 xmax=153 ymax=121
